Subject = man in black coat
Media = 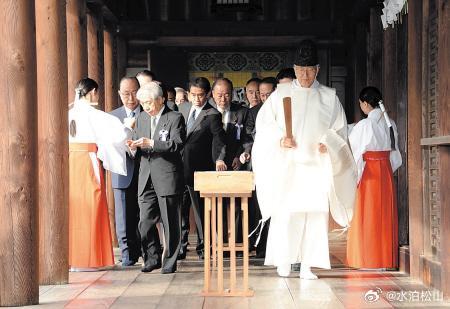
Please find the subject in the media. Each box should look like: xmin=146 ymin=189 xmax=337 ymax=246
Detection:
xmin=128 ymin=82 xmax=185 ymax=273
xmin=211 ymin=78 xmax=248 ymax=245
xmin=239 ymin=77 xmax=277 ymax=258
xmin=177 ymin=77 xmax=227 ymax=259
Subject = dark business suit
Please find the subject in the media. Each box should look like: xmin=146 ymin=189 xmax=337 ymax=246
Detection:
xmin=134 ymin=107 xmax=185 ymax=273
xmin=223 ymin=104 xmax=248 ymax=168
xmin=241 ymin=102 xmax=268 ymax=257
xmin=110 ymin=105 xmax=141 ymax=264
xmin=217 ymin=103 xmax=249 ymax=244
xmin=166 ymin=100 xmax=178 ymax=111
xmin=178 ymin=101 xmax=226 ymax=257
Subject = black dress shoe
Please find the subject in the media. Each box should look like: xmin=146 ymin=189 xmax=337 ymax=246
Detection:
xmin=177 ymin=253 xmax=186 ymax=260
xmin=197 ymin=251 xmax=204 ymax=260
xmin=141 ymin=262 xmax=161 ymax=273
xmin=161 ymin=268 xmax=176 ymax=274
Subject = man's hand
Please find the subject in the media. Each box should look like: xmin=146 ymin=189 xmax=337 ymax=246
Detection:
xmin=239 ymin=152 xmax=251 ymax=164
xmin=126 ymin=139 xmax=137 ymax=150
xmin=216 ymin=160 xmax=227 ymax=171
xmin=318 ymin=143 xmax=327 ymax=153
xmin=131 ymin=137 xmax=154 ymax=149
xmin=123 ymin=117 xmax=136 ymax=129
xmin=280 ymin=137 xmax=297 ymax=148
xmin=231 ymin=157 xmax=241 ymax=170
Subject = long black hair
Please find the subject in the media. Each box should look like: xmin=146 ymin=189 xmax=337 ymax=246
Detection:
xmin=70 ymin=78 xmax=98 ymax=138
xmin=359 ymin=86 xmax=396 ymax=150
xmin=359 ymin=86 xmax=382 ymax=109
xmin=75 ymin=78 xmax=98 ymax=99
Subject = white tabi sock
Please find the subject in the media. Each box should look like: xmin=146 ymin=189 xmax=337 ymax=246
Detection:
xmin=299 ymin=264 xmax=318 ymax=280
xmin=277 ymin=264 xmax=291 ymax=277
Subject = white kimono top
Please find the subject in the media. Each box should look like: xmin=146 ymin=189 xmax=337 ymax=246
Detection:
xmin=349 ymin=108 xmax=402 ymax=183
xmin=68 ymin=99 xmax=130 ymax=177
xmin=252 ymin=80 xmax=357 ymax=227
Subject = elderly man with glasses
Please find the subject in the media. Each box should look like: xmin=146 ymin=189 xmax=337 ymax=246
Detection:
xmin=110 ymin=77 xmax=142 ymax=267
xmin=128 ymin=82 xmax=185 ymax=274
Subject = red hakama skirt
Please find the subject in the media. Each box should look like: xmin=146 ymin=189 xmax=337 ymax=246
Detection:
xmin=69 ymin=143 xmax=114 ymax=269
xmin=346 ymin=151 xmax=398 ymax=268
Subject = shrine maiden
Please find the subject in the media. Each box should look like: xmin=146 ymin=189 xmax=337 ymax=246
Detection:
xmin=68 ymin=78 xmax=132 ymax=270
xmin=346 ymin=86 xmax=402 ymax=269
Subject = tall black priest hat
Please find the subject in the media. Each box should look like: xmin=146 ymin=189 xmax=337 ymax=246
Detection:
xmin=294 ymin=39 xmax=319 ymax=66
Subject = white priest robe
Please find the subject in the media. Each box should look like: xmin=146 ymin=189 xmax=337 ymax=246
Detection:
xmin=349 ymin=108 xmax=402 ymax=183
xmin=252 ymin=80 xmax=356 ymax=269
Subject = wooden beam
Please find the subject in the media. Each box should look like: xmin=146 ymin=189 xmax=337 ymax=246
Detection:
xmin=86 ymin=0 xmax=118 ymax=23
xmin=421 ymin=136 xmax=450 ymax=146
xmin=0 ymin=0 xmax=39 ymax=306
xmin=407 ymin=0 xmax=424 ymax=280
xmin=36 ymin=0 xmax=69 ymax=285
xmin=118 ymin=21 xmax=335 ymax=39
xmin=127 ymin=36 xmax=344 ymax=48
xmin=437 ymin=0 xmax=450 ymax=300
xmin=67 ymin=0 xmax=88 ymax=104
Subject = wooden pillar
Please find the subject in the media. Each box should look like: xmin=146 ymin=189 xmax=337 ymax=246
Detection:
xmin=382 ymin=27 xmax=397 ymax=120
xmin=367 ymin=7 xmax=383 ymax=89
xmin=36 ymin=0 xmax=69 ymax=285
xmin=117 ymin=36 xmax=127 ymax=81
xmin=395 ymin=20 xmax=409 ymax=247
xmin=0 ymin=0 xmax=39 ymax=306
xmin=87 ymin=10 xmax=105 ymax=110
xmin=104 ymin=28 xmax=118 ymax=246
xmin=104 ymin=29 xmax=117 ymax=111
xmin=407 ymin=0 xmax=424 ymax=280
xmin=353 ymin=23 xmax=367 ymax=122
xmin=160 ymin=0 xmax=169 ymax=21
xmin=437 ymin=0 xmax=450 ymax=299
xmin=66 ymin=0 xmax=88 ymax=102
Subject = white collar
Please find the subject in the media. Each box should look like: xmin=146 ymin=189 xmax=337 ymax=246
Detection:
xmin=292 ymin=79 xmax=319 ymax=89
xmin=191 ymin=102 xmax=207 ymax=113
xmin=124 ymin=105 xmax=140 ymax=117
xmin=367 ymin=108 xmax=383 ymax=122
xmin=151 ymin=106 xmax=165 ymax=119
xmin=217 ymin=105 xmax=230 ymax=114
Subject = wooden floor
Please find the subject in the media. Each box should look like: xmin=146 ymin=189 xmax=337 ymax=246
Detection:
xmin=23 ymin=232 xmax=449 ymax=308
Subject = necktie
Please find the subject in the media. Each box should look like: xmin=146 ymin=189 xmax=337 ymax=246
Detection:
xmin=151 ymin=116 xmax=157 ymax=138
xmin=130 ymin=111 xmax=135 ymax=118
xmin=221 ymin=110 xmax=227 ymax=130
xmin=187 ymin=109 xmax=196 ymax=131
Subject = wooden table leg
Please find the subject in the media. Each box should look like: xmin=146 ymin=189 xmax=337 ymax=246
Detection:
xmin=217 ymin=196 xmax=224 ymax=292
xmin=204 ymin=197 xmax=211 ymax=293
xmin=230 ymin=197 xmax=237 ymax=291
xmin=211 ymin=197 xmax=217 ymax=268
xmin=242 ymin=197 xmax=249 ymax=292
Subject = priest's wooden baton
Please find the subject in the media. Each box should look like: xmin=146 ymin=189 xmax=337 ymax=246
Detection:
xmin=283 ymin=97 xmax=293 ymax=138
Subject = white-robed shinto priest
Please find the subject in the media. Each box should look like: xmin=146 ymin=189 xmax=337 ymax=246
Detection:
xmin=252 ymin=39 xmax=357 ymax=279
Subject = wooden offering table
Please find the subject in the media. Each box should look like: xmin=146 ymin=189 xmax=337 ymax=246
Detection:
xmin=194 ymin=171 xmax=255 ymax=297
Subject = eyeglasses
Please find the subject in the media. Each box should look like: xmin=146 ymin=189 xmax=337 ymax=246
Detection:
xmin=119 ymin=90 xmax=138 ymax=97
